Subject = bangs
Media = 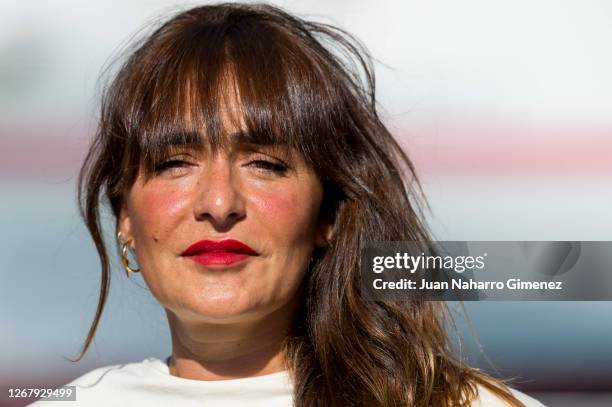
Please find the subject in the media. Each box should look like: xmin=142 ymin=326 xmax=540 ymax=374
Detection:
xmin=117 ymin=12 xmax=344 ymax=177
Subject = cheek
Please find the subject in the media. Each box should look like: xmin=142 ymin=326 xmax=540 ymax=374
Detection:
xmin=131 ymin=185 xmax=192 ymax=237
xmin=253 ymin=189 xmax=295 ymax=216
xmin=250 ymin=183 xmax=321 ymax=236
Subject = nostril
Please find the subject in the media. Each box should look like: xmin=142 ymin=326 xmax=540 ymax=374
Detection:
xmin=194 ymin=211 xmax=245 ymax=232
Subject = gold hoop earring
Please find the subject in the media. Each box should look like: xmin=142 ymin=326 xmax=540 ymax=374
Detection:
xmin=117 ymin=231 xmax=140 ymax=273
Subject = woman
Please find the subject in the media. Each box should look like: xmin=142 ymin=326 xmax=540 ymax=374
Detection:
xmin=32 ymin=3 xmax=543 ymax=406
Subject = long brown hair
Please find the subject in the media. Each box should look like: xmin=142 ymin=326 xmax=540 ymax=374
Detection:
xmin=76 ymin=3 xmax=524 ymax=406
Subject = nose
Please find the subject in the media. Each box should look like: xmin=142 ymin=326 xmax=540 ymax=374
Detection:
xmin=193 ymin=153 xmax=246 ymax=230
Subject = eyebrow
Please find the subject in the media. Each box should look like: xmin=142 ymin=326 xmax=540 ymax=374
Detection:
xmin=159 ymin=130 xmax=280 ymax=148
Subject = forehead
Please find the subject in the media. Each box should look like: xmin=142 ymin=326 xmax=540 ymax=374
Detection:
xmin=155 ymin=76 xmax=289 ymax=153
xmin=159 ymin=129 xmax=288 ymax=152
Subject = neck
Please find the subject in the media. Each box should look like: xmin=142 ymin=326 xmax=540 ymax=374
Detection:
xmin=164 ymin=297 xmax=299 ymax=381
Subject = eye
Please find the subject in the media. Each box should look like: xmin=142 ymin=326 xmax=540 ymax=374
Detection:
xmin=248 ymin=159 xmax=288 ymax=174
xmin=153 ymin=159 xmax=193 ymax=174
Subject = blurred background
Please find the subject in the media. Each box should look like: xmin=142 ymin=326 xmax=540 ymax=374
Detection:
xmin=1 ymin=1 xmax=611 ymax=406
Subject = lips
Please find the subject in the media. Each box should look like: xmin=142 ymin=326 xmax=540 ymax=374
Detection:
xmin=181 ymin=239 xmax=258 ymax=267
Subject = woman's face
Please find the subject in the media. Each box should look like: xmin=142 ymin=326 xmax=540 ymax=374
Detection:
xmin=118 ymin=98 xmax=330 ymax=325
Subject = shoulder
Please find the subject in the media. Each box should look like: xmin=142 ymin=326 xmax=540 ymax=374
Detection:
xmin=27 ymin=358 xmax=165 ymax=406
xmin=471 ymin=384 xmax=546 ymax=407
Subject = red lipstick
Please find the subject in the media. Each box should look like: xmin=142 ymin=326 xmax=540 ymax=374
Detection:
xmin=181 ymin=239 xmax=258 ymax=267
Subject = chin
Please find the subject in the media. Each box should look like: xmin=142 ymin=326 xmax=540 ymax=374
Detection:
xmin=178 ymin=291 xmax=266 ymax=323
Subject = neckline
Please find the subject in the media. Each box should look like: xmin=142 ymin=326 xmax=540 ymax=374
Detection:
xmin=144 ymin=356 xmax=291 ymax=386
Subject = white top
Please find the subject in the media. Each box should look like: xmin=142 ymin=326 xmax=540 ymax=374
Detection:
xmin=29 ymin=357 xmax=544 ymax=406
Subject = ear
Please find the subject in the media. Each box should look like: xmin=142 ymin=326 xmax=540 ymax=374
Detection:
xmin=118 ymin=202 xmax=135 ymax=249
xmin=315 ymin=219 xmax=333 ymax=248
